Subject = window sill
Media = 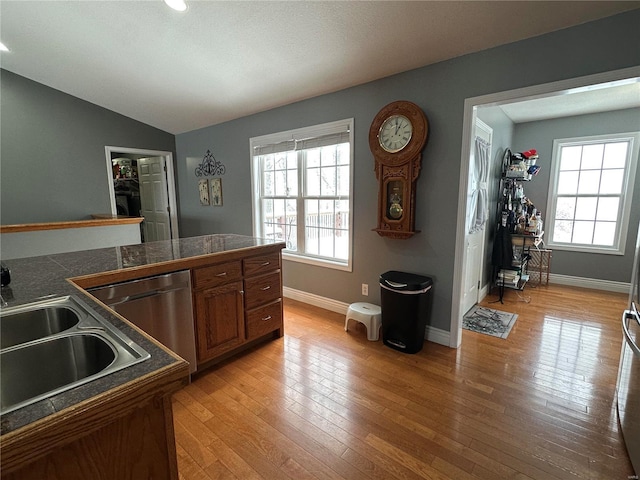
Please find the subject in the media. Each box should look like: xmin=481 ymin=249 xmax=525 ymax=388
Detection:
xmin=282 ymin=251 xmax=352 ymax=272
xmin=546 ymin=242 xmax=625 ymax=256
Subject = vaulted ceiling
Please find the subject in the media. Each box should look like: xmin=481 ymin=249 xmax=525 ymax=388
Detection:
xmin=1 ymin=1 xmax=638 ymax=134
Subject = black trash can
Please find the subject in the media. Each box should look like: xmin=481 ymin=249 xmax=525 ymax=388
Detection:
xmin=380 ymin=271 xmax=433 ymax=354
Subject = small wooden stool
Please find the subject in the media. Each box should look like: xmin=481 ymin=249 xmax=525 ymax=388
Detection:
xmin=345 ymin=302 xmax=382 ymax=341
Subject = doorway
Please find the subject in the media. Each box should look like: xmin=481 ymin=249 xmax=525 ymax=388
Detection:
xmin=104 ymin=146 xmax=180 ymax=242
xmin=461 ymin=118 xmax=493 ymax=316
xmin=451 ymin=66 xmax=640 ymax=348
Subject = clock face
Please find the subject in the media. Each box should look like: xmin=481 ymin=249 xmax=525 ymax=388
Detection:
xmin=378 ymin=115 xmax=413 ymax=153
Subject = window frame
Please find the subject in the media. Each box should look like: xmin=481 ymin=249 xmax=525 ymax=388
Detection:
xmin=545 ymin=132 xmax=639 ymax=255
xmin=250 ymin=118 xmax=354 ymax=271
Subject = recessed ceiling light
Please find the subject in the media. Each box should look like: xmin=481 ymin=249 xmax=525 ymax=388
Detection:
xmin=164 ymin=0 xmax=187 ymax=12
xmin=0 ymin=42 xmax=9 ymax=52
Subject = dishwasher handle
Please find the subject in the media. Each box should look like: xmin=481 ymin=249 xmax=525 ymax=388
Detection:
xmin=622 ymin=309 xmax=640 ymax=356
xmin=107 ymin=285 xmax=188 ymax=307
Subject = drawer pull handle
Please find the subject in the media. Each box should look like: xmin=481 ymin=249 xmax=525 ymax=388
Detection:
xmin=260 ymin=285 xmax=271 ymax=291
xmin=261 ymin=261 xmax=270 ymax=266
xmin=215 ymin=272 xmax=227 ymax=277
xmin=261 ymin=315 xmax=272 ymax=321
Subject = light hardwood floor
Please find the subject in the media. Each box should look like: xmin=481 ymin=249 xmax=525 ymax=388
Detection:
xmin=173 ymin=284 xmax=634 ymax=479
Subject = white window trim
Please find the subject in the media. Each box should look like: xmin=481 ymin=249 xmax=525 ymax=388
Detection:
xmin=545 ymin=131 xmax=639 ymax=255
xmin=250 ymin=118 xmax=354 ymax=271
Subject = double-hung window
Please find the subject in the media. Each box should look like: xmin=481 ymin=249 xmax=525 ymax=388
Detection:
xmin=546 ymin=132 xmax=639 ymax=254
xmin=250 ymin=119 xmax=354 ymax=271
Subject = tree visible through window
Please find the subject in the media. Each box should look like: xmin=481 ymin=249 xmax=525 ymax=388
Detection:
xmin=547 ymin=133 xmax=639 ymax=254
xmin=250 ymin=119 xmax=353 ymax=270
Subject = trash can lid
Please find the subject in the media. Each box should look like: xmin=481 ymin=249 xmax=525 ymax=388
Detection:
xmin=380 ymin=270 xmax=432 ymax=291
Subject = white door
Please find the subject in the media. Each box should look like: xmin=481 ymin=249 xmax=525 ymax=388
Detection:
xmin=462 ymin=119 xmax=492 ymax=315
xmin=138 ymin=156 xmax=172 ymax=242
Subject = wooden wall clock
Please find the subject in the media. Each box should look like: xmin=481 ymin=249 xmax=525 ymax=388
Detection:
xmin=369 ymin=100 xmax=428 ymax=239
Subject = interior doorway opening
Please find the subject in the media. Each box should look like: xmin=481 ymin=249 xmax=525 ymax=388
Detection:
xmin=452 ymin=66 xmax=640 ymax=348
xmin=104 ymin=146 xmax=180 ymax=242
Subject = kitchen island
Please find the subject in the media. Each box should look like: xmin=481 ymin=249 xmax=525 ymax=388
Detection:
xmin=0 ymin=234 xmax=285 ymax=479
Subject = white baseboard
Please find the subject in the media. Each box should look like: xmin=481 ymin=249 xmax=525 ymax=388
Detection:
xmin=549 ymin=274 xmax=630 ymax=293
xmin=483 ymin=275 xmax=630 ymax=294
xmin=283 ymin=286 xmax=451 ymax=347
xmin=283 ymin=286 xmax=350 ymax=314
xmin=479 ymin=284 xmax=490 ymax=301
xmin=425 ymin=326 xmax=451 ymax=346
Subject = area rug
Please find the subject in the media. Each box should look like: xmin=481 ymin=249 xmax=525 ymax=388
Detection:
xmin=462 ymin=305 xmax=518 ymax=339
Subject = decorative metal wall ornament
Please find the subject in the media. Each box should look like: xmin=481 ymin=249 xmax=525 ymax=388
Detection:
xmin=195 ymin=149 xmax=226 ymax=177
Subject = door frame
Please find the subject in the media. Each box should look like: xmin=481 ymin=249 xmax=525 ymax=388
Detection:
xmin=104 ymin=146 xmax=180 ymax=240
xmin=451 ymin=66 xmax=640 ymax=348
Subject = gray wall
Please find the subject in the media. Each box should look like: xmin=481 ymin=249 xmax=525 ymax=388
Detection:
xmin=0 ymin=70 xmax=176 ymax=224
xmin=513 ymin=108 xmax=640 ymax=282
xmin=175 ymin=10 xmax=640 ymax=333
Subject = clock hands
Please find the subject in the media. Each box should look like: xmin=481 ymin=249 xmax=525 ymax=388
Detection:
xmin=377 ymin=114 xmax=413 ymax=152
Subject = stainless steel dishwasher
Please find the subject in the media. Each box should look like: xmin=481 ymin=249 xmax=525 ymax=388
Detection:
xmin=89 ymin=270 xmax=197 ymax=374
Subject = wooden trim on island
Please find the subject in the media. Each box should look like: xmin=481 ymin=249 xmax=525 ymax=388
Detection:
xmin=0 ymin=361 xmax=189 ymax=479
xmin=0 ymin=216 xmax=143 ymax=234
xmin=71 ymin=243 xmax=286 ymax=290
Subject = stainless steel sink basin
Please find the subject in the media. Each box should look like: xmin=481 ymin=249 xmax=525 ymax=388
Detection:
xmin=0 ymin=295 xmax=150 ymax=415
xmin=1 ymin=334 xmax=115 ymax=411
xmin=1 ymin=302 xmax=80 ymax=349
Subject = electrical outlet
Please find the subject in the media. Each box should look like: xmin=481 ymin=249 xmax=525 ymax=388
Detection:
xmin=362 ymin=283 xmax=369 ymax=296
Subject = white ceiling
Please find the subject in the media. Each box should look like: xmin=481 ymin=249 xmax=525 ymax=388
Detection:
xmin=1 ymin=1 xmax=639 ymax=134
xmin=497 ymin=81 xmax=640 ymax=124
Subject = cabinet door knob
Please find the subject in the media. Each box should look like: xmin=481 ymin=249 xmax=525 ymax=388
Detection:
xmin=215 ymin=272 xmax=227 ymax=277
xmin=261 ymin=261 xmax=270 ymax=266
xmin=261 ymin=315 xmax=272 ymax=321
xmin=260 ymin=285 xmax=271 ymax=291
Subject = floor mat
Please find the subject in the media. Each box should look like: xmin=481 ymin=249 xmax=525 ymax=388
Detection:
xmin=463 ymin=305 xmax=518 ymax=339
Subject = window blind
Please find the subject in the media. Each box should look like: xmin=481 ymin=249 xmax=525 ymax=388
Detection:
xmin=253 ymin=131 xmax=350 ymax=156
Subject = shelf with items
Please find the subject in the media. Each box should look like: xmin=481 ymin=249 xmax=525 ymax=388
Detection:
xmin=496 ymin=267 xmax=526 ymax=290
xmin=502 ymin=148 xmax=540 ymax=180
xmin=496 ymin=233 xmax=544 ymax=286
xmin=493 ymin=148 xmax=544 ymax=302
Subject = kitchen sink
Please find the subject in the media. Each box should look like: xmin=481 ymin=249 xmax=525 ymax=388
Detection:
xmin=1 ymin=303 xmax=80 ymax=349
xmin=0 ymin=295 xmax=150 ymax=415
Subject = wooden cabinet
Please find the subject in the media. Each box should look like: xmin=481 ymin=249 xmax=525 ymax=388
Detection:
xmin=193 ymin=261 xmax=244 ymax=363
xmin=194 ymin=280 xmax=245 ymax=362
xmin=243 ymin=251 xmax=283 ymax=340
xmin=192 ymin=246 xmax=283 ymax=369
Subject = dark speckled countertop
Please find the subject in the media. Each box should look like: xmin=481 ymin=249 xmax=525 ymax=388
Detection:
xmin=0 ymin=234 xmax=283 ymax=435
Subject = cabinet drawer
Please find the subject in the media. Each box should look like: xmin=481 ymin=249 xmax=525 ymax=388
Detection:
xmin=243 ymin=252 xmax=281 ymax=277
xmin=244 ymin=272 xmax=282 ymax=310
xmin=192 ymin=261 xmax=242 ymax=289
xmin=246 ymin=301 xmax=282 ymax=340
